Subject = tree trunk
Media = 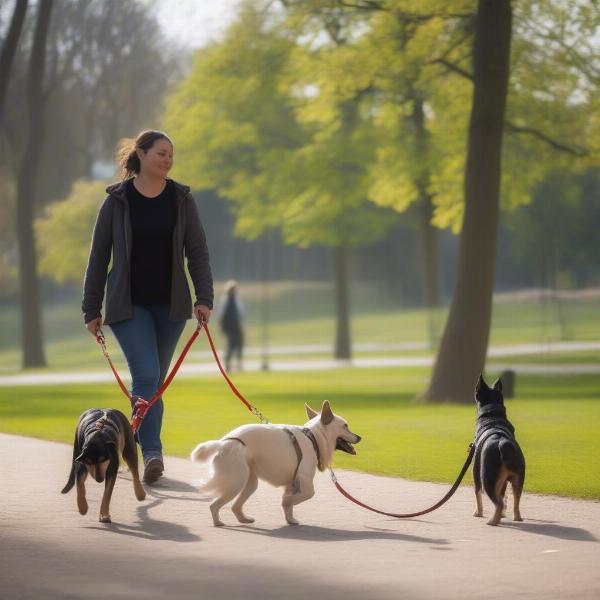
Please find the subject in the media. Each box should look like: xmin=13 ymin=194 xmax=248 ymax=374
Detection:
xmin=16 ymin=0 xmax=53 ymax=368
xmin=333 ymin=244 xmax=351 ymax=359
xmin=0 ymin=0 xmax=28 ymax=124
xmin=411 ymin=95 xmax=440 ymax=348
xmin=423 ymin=0 xmax=512 ymax=402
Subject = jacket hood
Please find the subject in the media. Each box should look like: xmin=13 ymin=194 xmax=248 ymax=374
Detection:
xmin=106 ymin=177 xmax=191 ymax=203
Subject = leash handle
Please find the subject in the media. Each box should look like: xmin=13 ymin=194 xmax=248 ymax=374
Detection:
xmin=329 ymin=443 xmax=475 ymax=518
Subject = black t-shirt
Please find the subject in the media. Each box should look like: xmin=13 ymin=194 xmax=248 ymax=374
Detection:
xmin=126 ymin=179 xmax=177 ymax=306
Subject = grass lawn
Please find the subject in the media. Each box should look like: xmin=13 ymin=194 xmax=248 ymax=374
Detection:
xmin=1 ymin=368 xmax=598 ymax=500
xmin=1 ymin=283 xmax=599 ymax=373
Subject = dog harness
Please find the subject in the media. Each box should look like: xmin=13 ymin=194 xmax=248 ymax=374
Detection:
xmin=284 ymin=428 xmax=304 ymax=494
xmin=226 ymin=428 xmax=321 ymax=495
xmin=301 ymin=427 xmax=323 ymax=470
xmin=474 ymin=404 xmax=516 ymax=452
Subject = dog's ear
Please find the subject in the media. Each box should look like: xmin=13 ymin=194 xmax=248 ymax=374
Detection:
xmin=320 ymin=400 xmax=334 ymax=425
xmin=475 ymin=373 xmax=488 ymax=394
xmin=493 ymin=378 xmax=502 ymax=392
xmin=305 ymin=403 xmax=318 ymax=420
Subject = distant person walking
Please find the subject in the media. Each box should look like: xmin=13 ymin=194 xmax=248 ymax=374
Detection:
xmin=217 ymin=280 xmax=245 ymax=373
xmin=82 ymin=129 xmax=214 ymax=484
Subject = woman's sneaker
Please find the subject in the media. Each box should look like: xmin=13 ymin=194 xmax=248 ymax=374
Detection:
xmin=143 ymin=457 xmax=164 ymax=484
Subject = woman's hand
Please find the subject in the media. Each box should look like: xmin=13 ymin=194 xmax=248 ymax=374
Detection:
xmin=86 ymin=316 xmax=103 ymax=336
xmin=194 ymin=304 xmax=211 ymax=324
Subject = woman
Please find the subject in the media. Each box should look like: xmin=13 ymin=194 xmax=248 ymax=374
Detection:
xmin=82 ymin=130 xmax=213 ymax=484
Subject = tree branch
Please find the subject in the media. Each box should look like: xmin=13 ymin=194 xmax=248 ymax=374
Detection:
xmin=431 ymin=58 xmax=473 ymax=80
xmin=430 ymin=61 xmax=588 ymax=157
xmin=504 ymin=122 xmax=589 ymax=157
xmin=337 ymin=0 xmax=384 ymax=10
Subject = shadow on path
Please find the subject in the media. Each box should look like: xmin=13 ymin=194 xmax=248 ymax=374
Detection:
xmin=118 ymin=472 xmax=199 ymax=493
xmin=223 ymin=523 xmax=450 ymax=545
xmin=503 ymin=519 xmax=598 ymax=542
xmin=85 ymin=497 xmax=201 ymax=542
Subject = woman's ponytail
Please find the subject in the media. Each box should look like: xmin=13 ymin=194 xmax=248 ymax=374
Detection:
xmin=115 ymin=130 xmax=172 ymax=180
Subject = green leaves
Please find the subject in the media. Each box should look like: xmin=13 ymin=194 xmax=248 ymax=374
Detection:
xmin=164 ymin=4 xmax=396 ymax=249
xmin=164 ymin=0 xmax=600 ymax=248
xmin=35 ymin=180 xmax=107 ymax=284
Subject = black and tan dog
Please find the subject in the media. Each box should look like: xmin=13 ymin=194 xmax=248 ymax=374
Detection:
xmin=473 ymin=375 xmax=525 ymax=526
xmin=62 ymin=408 xmax=145 ymax=522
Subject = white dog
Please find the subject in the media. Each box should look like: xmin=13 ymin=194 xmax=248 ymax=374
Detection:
xmin=190 ymin=400 xmax=361 ymax=526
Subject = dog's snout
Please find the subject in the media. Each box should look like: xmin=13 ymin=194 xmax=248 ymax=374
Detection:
xmin=355 ymin=434 xmax=362 ymax=443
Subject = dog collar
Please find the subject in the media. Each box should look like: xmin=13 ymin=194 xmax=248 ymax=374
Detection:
xmin=478 ymin=404 xmax=507 ymax=418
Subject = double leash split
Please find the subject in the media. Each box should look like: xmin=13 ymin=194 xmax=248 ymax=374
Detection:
xmin=95 ymin=321 xmax=203 ymax=433
xmin=97 ymin=320 xmax=474 ymax=517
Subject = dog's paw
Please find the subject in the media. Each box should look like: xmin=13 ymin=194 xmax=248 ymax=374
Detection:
xmin=136 ymin=489 xmax=146 ymax=501
xmin=473 ymin=511 xmax=483 ymax=518
xmin=232 ymin=509 xmax=254 ymax=524
xmin=486 ymin=518 xmax=500 ymax=526
xmin=236 ymin=516 xmax=255 ymax=524
xmin=78 ymin=500 xmax=88 ymax=515
xmin=99 ymin=514 xmax=112 ymax=523
xmin=213 ymin=519 xmax=225 ymax=527
xmin=514 ymin=514 xmax=523 ymax=522
xmin=286 ymin=518 xmax=300 ymax=526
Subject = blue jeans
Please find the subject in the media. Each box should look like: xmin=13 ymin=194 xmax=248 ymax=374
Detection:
xmin=109 ymin=305 xmax=186 ymax=463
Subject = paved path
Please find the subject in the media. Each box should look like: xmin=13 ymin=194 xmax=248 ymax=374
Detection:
xmin=2 ymin=340 xmax=600 ymax=386
xmin=1 ymin=434 xmax=598 ymax=599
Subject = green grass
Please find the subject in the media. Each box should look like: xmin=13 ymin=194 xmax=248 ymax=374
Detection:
xmin=1 ymin=368 xmax=598 ymax=499
xmin=1 ymin=283 xmax=599 ymax=373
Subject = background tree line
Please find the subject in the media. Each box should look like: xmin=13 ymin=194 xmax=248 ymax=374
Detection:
xmin=162 ymin=0 xmax=599 ymax=400
xmin=2 ymin=0 xmax=600 ymax=403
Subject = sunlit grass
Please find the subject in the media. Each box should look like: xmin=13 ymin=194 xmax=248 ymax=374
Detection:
xmin=1 ymin=368 xmax=598 ymax=499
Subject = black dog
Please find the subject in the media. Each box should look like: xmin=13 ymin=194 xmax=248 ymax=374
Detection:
xmin=62 ymin=408 xmax=145 ymax=522
xmin=473 ymin=375 xmax=525 ymax=526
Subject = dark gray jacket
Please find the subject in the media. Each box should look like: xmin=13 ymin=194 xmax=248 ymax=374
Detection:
xmin=82 ymin=178 xmax=213 ymax=325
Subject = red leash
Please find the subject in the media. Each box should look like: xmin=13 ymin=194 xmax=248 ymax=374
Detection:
xmin=198 ymin=328 xmax=475 ymax=518
xmin=200 ymin=323 xmax=269 ymax=422
xmin=97 ymin=320 xmax=472 ymax=517
xmin=96 ymin=322 xmax=202 ymax=433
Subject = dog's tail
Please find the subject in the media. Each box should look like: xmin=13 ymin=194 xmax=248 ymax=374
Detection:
xmin=190 ymin=441 xmax=223 ymax=464
xmin=62 ymin=429 xmax=81 ymax=494
xmin=191 ymin=439 xmax=249 ymax=495
xmin=62 ymin=461 xmax=77 ymax=494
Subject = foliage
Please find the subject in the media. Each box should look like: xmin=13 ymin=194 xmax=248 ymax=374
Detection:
xmin=35 ymin=180 xmax=107 ymax=284
xmin=278 ymin=0 xmax=600 ymax=232
xmin=507 ymin=168 xmax=600 ymax=288
xmin=1 ymin=0 xmax=182 ymax=217
xmin=164 ymin=3 xmax=397 ymax=247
